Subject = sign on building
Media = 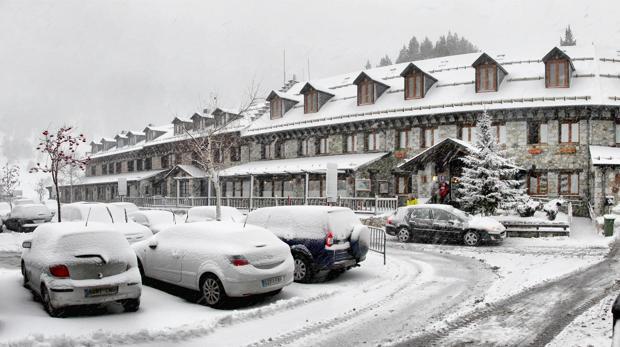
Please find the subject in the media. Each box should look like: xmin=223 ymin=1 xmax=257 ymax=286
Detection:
xmin=118 ymin=178 xmax=127 ymax=196
xmin=326 ymin=163 xmax=337 ymax=203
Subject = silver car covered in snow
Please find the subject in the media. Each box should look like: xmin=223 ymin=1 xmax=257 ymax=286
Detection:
xmin=21 ymin=222 xmax=142 ymax=317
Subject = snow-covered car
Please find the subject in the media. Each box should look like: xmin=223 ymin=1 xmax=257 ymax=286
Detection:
xmin=13 ymin=198 xmax=35 ymax=206
xmin=400 ymin=204 xmax=506 ymax=246
xmin=133 ymin=221 xmax=293 ymax=308
xmin=43 ymin=199 xmax=60 ymax=219
xmin=245 ymin=206 xmax=369 ymax=283
xmin=21 ymin=222 xmax=142 ymax=317
xmin=185 ymin=206 xmax=245 ymax=223
xmin=61 ymin=202 xmax=152 ymax=243
xmin=0 ymin=201 xmax=11 ymax=222
xmin=130 ymin=210 xmax=176 ymax=234
xmin=385 ymin=206 xmax=418 ymax=240
xmin=4 ymin=204 xmax=53 ymax=232
xmin=109 ymin=202 xmax=140 ymax=216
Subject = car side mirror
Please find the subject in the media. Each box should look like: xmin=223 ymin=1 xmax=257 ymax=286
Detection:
xmin=22 ymin=241 xmax=31 ymax=249
xmin=148 ymin=239 xmax=158 ymax=249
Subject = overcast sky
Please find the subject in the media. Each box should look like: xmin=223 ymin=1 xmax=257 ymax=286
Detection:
xmin=1 ymin=0 xmax=619 ymax=195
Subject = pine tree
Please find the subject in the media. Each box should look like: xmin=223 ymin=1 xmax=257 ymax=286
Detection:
xmin=419 ymin=37 xmax=434 ymax=59
xmin=560 ymin=25 xmax=576 ymax=46
xmin=396 ymin=45 xmax=410 ymax=63
xmin=364 ymin=60 xmax=372 ymax=69
xmin=457 ymin=110 xmax=525 ymax=215
xmin=407 ymin=36 xmax=420 ymax=60
xmin=377 ymin=55 xmax=393 ymax=67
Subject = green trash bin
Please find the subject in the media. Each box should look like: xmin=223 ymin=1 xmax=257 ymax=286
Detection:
xmin=604 ymin=214 xmax=616 ymax=237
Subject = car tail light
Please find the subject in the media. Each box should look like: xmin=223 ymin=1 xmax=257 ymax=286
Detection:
xmin=325 ymin=231 xmax=334 ymax=247
xmin=49 ymin=265 xmax=70 ymax=278
xmin=387 ymin=216 xmax=393 ymax=225
xmin=229 ymin=255 xmax=250 ymax=266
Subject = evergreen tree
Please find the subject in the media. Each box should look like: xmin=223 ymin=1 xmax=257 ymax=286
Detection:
xmin=419 ymin=37 xmax=434 ymax=59
xmin=364 ymin=59 xmax=372 ymax=69
xmin=407 ymin=36 xmax=420 ymax=60
xmin=560 ymin=25 xmax=576 ymax=46
xmin=396 ymin=45 xmax=410 ymax=63
xmin=377 ymin=54 xmax=393 ymax=67
xmin=457 ymin=110 xmax=525 ymax=215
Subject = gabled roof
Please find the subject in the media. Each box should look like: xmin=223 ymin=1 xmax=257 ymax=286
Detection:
xmin=114 ymin=133 xmax=128 ymax=140
xmin=143 ymin=124 xmax=171 ymax=133
xmin=191 ymin=112 xmax=213 ymax=120
xmin=101 ymin=137 xmax=115 ymax=143
xmin=172 ymin=117 xmax=192 ymax=124
xmin=299 ymin=82 xmax=335 ymax=96
xmin=127 ymin=130 xmax=145 ymax=137
xmin=266 ymin=90 xmax=300 ymax=103
xmin=352 ymin=71 xmax=389 ymax=88
xmin=399 ymin=63 xmax=438 ymax=82
xmin=89 ymin=141 xmax=102 ymax=146
xmin=471 ymin=53 xmax=508 ymax=74
xmin=541 ymin=47 xmax=575 ymax=69
xmin=164 ymin=164 xmax=209 ymax=179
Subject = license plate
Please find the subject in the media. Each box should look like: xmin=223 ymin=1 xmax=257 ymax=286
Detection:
xmin=84 ymin=286 xmax=118 ymax=297
xmin=261 ymin=276 xmax=283 ymax=288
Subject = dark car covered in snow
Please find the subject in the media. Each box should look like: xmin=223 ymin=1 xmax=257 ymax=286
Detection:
xmin=245 ymin=206 xmax=370 ymax=283
xmin=390 ymin=204 xmax=506 ymax=246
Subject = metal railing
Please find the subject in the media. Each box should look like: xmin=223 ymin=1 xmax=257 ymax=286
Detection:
xmin=79 ymin=195 xmax=398 ymax=214
xmin=367 ymin=226 xmax=387 ymax=265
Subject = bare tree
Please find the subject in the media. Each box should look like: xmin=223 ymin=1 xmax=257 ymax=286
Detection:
xmin=30 ymin=127 xmax=90 ymax=222
xmin=59 ymin=164 xmax=85 ymax=203
xmin=184 ymin=81 xmax=260 ymax=221
xmin=0 ymin=163 xmax=20 ymax=205
xmin=34 ymin=177 xmax=50 ymax=202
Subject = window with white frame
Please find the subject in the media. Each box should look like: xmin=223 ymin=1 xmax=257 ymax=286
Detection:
xmin=528 ymin=172 xmax=548 ymax=195
xmin=460 ymin=125 xmax=476 ymax=143
xmin=299 ymin=138 xmax=311 ymax=156
xmin=396 ymin=129 xmax=409 ymax=149
xmin=494 ymin=123 xmax=507 ymax=144
xmin=616 ymin=121 xmax=620 ymax=144
xmin=396 ymin=176 xmax=410 ymax=194
xmin=345 ymin=134 xmax=357 ymax=153
xmin=261 ymin=143 xmax=271 ymax=160
xmin=559 ymin=172 xmax=579 ymax=195
xmin=366 ymin=132 xmax=378 ymax=151
xmin=270 ymin=98 xmax=282 ymax=119
xmin=528 ymin=122 xmax=548 ymax=144
xmin=317 ymin=137 xmax=329 ymax=155
xmin=422 ymin=128 xmax=440 ymax=148
xmin=560 ymin=121 xmax=579 ymax=143
xmin=405 ymin=74 xmax=424 ymax=99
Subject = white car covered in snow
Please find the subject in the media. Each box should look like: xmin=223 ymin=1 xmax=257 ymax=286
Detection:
xmin=0 ymin=201 xmax=11 ymax=222
xmin=130 ymin=210 xmax=176 ymax=234
xmin=43 ymin=199 xmax=60 ymax=220
xmin=21 ymin=222 xmax=142 ymax=317
xmin=61 ymin=202 xmax=152 ymax=243
xmin=185 ymin=206 xmax=245 ymax=223
xmin=133 ymin=221 xmax=294 ymax=307
xmin=109 ymin=202 xmax=140 ymax=216
xmin=4 ymin=203 xmax=53 ymax=232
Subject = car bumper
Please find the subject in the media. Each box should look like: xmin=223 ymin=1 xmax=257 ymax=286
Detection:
xmin=483 ymin=230 xmax=507 ymax=242
xmin=385 ymin=225 xmax=397 ymax=236
xmin=222 ymin=258 xmax=294 ymax=297
xmin=45 ymin=269 xmax=142 ymax=308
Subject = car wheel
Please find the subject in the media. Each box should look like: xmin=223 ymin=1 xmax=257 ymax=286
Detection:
xmin=293 ymin=253 xmax=314 ymax=283
xmin=463 ymin=230 xmax=481 ymax=247
xmin=41 ymin=285 xmax=65 ymax=318
xmin=121 ymin=298 xmax=140 ymax=312
xmin=200 ymin=274 xmax=228 ymax=308
xmin=397 ymin=227 xmax=412 ymax=243
xmin=21 ymin=261 xmax=29 ymax=288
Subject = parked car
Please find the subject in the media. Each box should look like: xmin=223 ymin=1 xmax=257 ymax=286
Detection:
xmin=109 ymin=202 xmax=140 ymax=216
xmin=130 ymin=210 xmax=176 ymax=234
xmin=13 ymin=198 xmax=35 ymax=206
xmin=61 ymin=203 xmax=152 ymax=243
xmin=4 ymin=204 xmax=53 ymax=232
xmin=133 ymin=221 xmax=293 ymax=308
xmin=245 ymin=206 xmax=370 ymax=283
xmin=21 ymin=222 xmax=142 ymax=317
xmin=385 ymin=206 xmax=417 ymax=241
xmin=0 ymin=201 xmax=11 ymax=222
xmin=185 ymin=206 xmax=245 ymax=223
xmin=392 ymin=204 xmax=506 ymax=246
xmin=43 ymin=199 xmax=59 ymax=220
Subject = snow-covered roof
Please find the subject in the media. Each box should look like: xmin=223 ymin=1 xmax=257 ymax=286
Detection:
xmin=219 ymin=152 xmax=388 ymax=177
xmin=589 ymin=146 xmax=620 ymax=166
xmin=168 ymin=164 xmax=208 ymax=178
xmin=66 ymin=170 xmax=165 ymax=186
xmin=398 ymin=138 xmax=477 ymax=169
xmin=244 ymin=45 xmax=620 ymax=136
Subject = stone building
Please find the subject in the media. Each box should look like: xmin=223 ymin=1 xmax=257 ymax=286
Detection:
xmin=58 ymin=45 xmax=620 ymax=215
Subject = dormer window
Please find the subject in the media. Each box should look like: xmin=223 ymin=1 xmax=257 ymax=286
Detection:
xmin=472 ymin=53 xmax=507 ymax=93
xmin=358 ymin=78 xmax=374 ymax=105
xmin=304 ymin=90 xmax=318 ymax=113
xmin=542 ymin=47 xmax=574 ymax=89
xmin=405 ymin=74 xmax=424 ymax=99
xmin=270 ymin=97 xmax=283 ymax=119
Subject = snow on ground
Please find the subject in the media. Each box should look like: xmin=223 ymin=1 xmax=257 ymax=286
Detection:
xmin=546 ymin=292 xmax=617 ymax=347
xmin=0 ymin=253 xmax=405 ymax=347
xmin=0 ymin=231 xmax=30 ymax=253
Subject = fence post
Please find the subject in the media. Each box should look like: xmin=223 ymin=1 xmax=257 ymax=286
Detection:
xmin=374 ymin=195 xmax=378 ymax=214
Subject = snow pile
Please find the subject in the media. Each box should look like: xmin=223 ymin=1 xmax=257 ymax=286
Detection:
xmin=547 ymin=292 xmax=616 ymax=347
xmin=0 ymin=232 xmax=31 ymax=252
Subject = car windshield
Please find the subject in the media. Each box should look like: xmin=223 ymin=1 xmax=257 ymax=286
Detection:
xmin=450 ymin=208 xmax=470 ymax=221
xmin=146 ymin=211 xmax=175 ymax=225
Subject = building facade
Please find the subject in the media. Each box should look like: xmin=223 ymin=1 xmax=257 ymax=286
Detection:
xmin=57 ymin=45 xmax=620 ymax=215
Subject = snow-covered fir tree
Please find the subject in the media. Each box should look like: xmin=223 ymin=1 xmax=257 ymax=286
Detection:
xmin=457 ymin=110 xmax=525 ymax=215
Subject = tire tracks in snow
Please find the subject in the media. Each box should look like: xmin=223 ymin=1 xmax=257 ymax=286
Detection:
xmin=396 ymin=242 xmax=620 ymax=346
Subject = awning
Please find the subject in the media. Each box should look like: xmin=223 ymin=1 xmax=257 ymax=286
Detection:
xmin=398 ymin=138 xmax=476 ymax=171
xmin=590 ymin=146 xmax=620 ymax=166
xmin=219 ymin=152 xmax=389 ymax=177
xmin=65 ymin=169 xmax=165 ymax=186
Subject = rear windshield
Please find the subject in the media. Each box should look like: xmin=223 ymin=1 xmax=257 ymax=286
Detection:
xmin=147 ymin=211 xmax=175 ymax=225
xmin=328 ymin=210 xmax=361 ymax=239
xmin=57 ymin=231 xmax=129 ymax=254
xmin=12 ymin=205 xmax=50 ymax=218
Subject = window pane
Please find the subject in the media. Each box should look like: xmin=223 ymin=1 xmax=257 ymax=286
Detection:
xmin=400 ymin=131 xmax=408 ymax=148
xmin=559 ymin=174 xmax=569 ymax=194
xmin=540 ymin=174 xmax=548 ymax=194
xmin=570 ymin=174 xmax=579 ymax=194
xmin=424 ymin=129 xmax=432 ymax=147
xmin=415 ymin=75 xmax=423 ymax=98
xmin=398 ymin=177 xmax=405 ymax=194
xmin=434 ymin=129 xmax=440 ymax=145
xmin=558 ymin=62 xmax=566 ymax=86
xmin=571 ymin=123 xmax=579 ymax=143
xmin=499 ymin=125 xmax=507 ymax=144
xmin=486 ymin=67 xmax=494 ymax=90
xmin=539 ymin=124 xmax=548 ymax=144
xmin=407 ymin=77 xmax=415 ymax=98
xmin=561 ymin=123 xmax=569 ymax=142
xmin=529 ymin=176 xmax=537 ymax=194
xmin=616 ymin=125 xmax=620 ymax=143
xmin=550 ymin=63 xmax=557 ymax=86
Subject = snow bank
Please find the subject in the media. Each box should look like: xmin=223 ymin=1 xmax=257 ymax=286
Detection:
xmin=0 ymin=232 xmax=31 ymax=252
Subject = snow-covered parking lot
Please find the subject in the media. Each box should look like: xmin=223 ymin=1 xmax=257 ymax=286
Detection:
xmin=0 ymin=216 xmax=616 ymax=347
